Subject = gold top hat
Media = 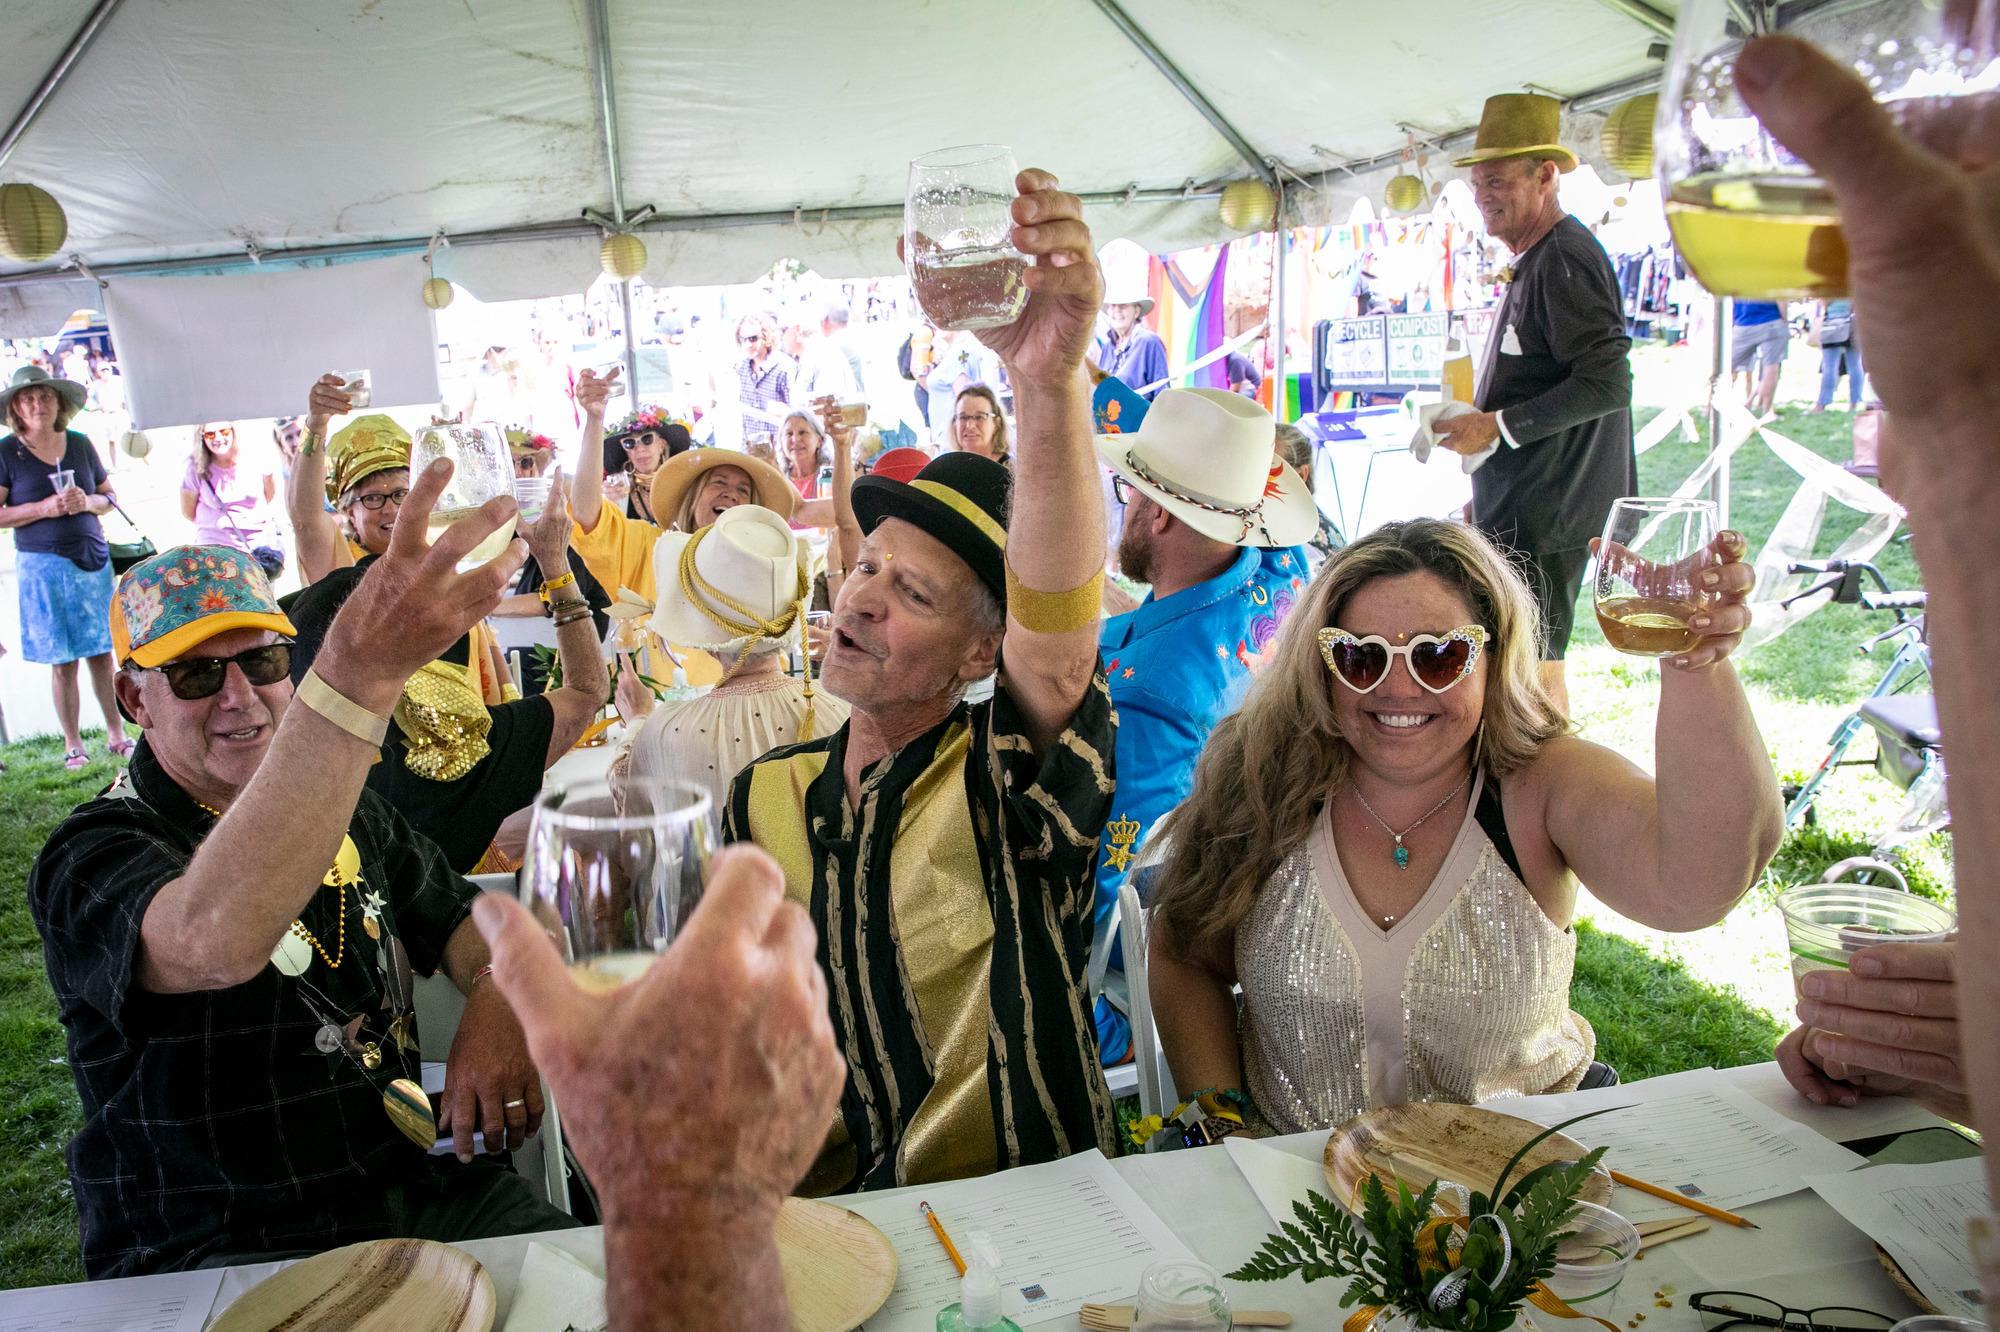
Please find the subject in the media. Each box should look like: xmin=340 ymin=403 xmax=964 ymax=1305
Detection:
xmin=1452 ymin=94 xmax=1578 ymax=173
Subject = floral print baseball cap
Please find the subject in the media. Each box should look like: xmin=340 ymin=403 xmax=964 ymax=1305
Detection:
xmin=110 ymin=544 xmax=296 ymax=668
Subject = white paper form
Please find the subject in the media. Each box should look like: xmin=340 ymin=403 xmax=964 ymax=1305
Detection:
xmin=0 ymin=1267 xmax=221 ymax=1332
xmin=1808 ymin=1157 xmax=1990 ymax=1320
xmin=1485 ymin=1067 xmax=1866 ymax=1223
xmin=846 ymin=1150 xmax=1197 ymax=1330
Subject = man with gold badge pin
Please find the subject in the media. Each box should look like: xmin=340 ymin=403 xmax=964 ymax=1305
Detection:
xmin=27 ymin=464 xmax=576 ymax=1278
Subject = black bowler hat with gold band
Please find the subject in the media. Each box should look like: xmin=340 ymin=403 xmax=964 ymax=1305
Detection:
xmin=850 ymin=452 xmax=1010 ymax=599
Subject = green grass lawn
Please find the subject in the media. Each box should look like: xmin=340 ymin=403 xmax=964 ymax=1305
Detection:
xmin=0 ymin=360 xmax=1946 ymax=1288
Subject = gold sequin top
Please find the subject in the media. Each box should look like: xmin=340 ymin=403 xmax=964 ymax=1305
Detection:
xmin=1236 ymin=771 xmax=1593 ymax=1134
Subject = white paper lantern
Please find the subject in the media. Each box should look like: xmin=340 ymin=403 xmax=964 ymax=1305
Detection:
xmin=600 ymin=232 xmax=648 ymax=280
xmin=0 ymin=183 xmax=67 ymax=263
xmin=421 ymin=276 xmax=454 ymax=309
xmin=1218 ymin=180 xmax=1276 ymax=233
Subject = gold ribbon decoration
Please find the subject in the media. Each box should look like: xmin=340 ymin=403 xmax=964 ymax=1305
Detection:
xmin=393 ymin=659 xmax=493 ymax=780
xmin=1338 ymin=1209 xmax=1621 ymax=1332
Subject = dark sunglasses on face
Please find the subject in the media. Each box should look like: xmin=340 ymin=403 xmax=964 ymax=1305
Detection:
xmin=141 ymin=643 xmax=294 ymax=701
xmin=738 ymin=334 xmax=763 ymax=344
xmin=202 ymin=428 xmax=234 ymax=442
xmin=353 ymin=487 xmax=410 ymax=511
xmin=1317 ymin=625 xmax=1489 ymax=694
xmin=622 ymin=432 xmax=661 ymax=451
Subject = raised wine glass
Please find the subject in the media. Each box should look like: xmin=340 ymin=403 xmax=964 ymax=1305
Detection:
xmin=905 ymin=144 xmax=1029 ymax=332
xmin=1594 ymin=497 xmax=1719 ymax=658
xmin=1655 ymin=0 xmax=1997 ymax=299
xmin=520 ymin=777 xmax=715 ymax=992
xmin=410 ymin=423 xmax=517 ymax=565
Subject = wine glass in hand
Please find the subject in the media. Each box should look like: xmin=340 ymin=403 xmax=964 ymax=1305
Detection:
xmin=1594 ymin=497 xmax=1719 ymax=657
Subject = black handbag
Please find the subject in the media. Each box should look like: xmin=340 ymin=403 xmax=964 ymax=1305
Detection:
xmin=105 ymin=498 xmax=157 ymax=574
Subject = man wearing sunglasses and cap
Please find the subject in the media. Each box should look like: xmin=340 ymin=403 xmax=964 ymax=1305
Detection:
xmin=725 ymin=167 xmax=1121 ymax=1193
xmin=26 ymin=471 xmax=580 ymax=1278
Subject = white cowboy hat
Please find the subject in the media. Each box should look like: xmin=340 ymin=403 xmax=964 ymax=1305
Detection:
xmin=644 ymin=504 xmax=812 ymax=653
xmin=1097 ymin=388 xmax=1318 ymax=549
xmin=1100 ymin=278 xmax=1155 ymax=318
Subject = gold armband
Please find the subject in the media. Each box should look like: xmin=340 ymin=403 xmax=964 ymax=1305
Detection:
xmin=296 ymin=669 xmax=391 ymax=747
xmin=298 ymin=427 xmax=324 ymax=457
xmin=1004 ymin=562 xmax=1103 ymax=635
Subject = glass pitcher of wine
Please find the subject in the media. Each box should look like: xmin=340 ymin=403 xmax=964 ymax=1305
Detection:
xmin=1655 ymin=0 xmax=1996 ymax=299
xmin=410 ymin=423 xmax=517 ymax=565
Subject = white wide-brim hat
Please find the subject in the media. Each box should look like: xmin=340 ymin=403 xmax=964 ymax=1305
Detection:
xmin=1101 ymin=281 xmax=1155 ymax=318
xmin=1096 ymin=388 xmax=1318 ymax=549
xmin=645 ymin=504 xmax=813 ymax=653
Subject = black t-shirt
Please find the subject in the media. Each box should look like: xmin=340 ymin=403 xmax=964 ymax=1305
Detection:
xmin=0 ymin=430 xmax=109 ymax=568
xmin=286 ymin=559 xmax=556 ymax=872
xmin=28 ymin=740 xmax=477 ymax=1277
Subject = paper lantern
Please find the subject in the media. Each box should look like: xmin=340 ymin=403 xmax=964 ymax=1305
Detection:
xmin=121 ymin=430 xmax=151 ymax=459
xmin=1600 ymin=94 xmax=1658 ymax=182
xmin=0 ymin=183 xmax=66 ymax=263
xmin=1383 ymin=174 xmax=1426 ymax=214
xmin=600 ymin=231 xmax=648 ymax=280
xmin=421 ymin=276 xmax=454 ymax=309
xmin=1218 ymin=179 xmax=1276 ymax=233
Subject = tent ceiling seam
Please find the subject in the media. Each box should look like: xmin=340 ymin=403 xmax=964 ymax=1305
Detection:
xmin=1083 ymin=0 xmax=1279 ymax=188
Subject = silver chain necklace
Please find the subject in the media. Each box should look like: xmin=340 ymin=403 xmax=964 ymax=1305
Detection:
xmin=1349 ymin=768 xmax=1474 ymax=879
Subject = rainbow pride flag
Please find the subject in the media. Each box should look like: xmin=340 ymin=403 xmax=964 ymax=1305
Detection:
xmin=1147 ymin=245 xmax=1231 ymax=391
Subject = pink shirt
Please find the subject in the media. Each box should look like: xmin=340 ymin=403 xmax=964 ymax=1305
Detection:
xmin=183 ymin=457 xmax=276 ymax=549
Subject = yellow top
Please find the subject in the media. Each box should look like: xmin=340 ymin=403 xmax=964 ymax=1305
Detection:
xmin=572 ymin=504 xmax=723 ymax=687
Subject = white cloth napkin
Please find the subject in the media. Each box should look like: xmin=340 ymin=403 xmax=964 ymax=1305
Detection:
xmin=1408 ymin=401 xmax=1496 ymax=474
xmin=503 ymin=1240 xmax=608 ymax=1332
xmin=1224 ymin=1135 xmax=1332 ymax=1227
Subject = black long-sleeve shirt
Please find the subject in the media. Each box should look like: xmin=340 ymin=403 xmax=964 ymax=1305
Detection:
xmin=1473 ymin=215 xmax=1637 ymax=556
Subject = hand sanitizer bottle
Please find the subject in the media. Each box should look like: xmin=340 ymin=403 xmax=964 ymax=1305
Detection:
xmin=936 ymin=1231 xmax=1021 ymax=1332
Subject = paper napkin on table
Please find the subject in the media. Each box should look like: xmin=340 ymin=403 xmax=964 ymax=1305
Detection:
xmin=503 ymin=1240 xmax=607 ymax=1332
xmin=1224 ymin=1135 xmax=1330 ymax=1227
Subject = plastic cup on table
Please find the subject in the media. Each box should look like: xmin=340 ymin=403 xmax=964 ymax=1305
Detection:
xmin=1775 ymin=882 xmax=1954 ymax=991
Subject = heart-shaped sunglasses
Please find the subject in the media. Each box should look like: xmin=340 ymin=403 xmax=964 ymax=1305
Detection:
xmin=1317 ymin=625 xmax=1489 ymax=694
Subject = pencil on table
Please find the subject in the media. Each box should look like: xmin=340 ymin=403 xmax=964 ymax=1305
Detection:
xmin=921 ymin=1200 xmax=967 ymax=1276
xmin=1609 ymin=1169 xmax=1759 ymax=1229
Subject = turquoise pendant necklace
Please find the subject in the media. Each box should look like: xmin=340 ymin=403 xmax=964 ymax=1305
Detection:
xmin=1349 ymin=770 xmax=1473 ymax=871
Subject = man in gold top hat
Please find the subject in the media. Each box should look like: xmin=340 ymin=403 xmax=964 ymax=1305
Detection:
xmin=1433 ymin=92 xmax=1637 ymax=714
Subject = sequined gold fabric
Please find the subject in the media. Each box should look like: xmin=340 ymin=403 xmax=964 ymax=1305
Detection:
xmin=1237 ymin=804 xmax=1592 ymax=1134
xmin=393 ymin=660 xmax=492 ymax=781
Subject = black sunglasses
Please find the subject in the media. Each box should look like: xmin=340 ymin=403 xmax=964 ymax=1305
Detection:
xmin=1689 ymin=1292 xmax=1893 ymax=1332
xmin=140 ymin=643 xmax=294 ymax=701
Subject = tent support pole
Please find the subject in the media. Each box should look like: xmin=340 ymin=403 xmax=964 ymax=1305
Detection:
xmin=584 ymin=0 xmax=640 ymax=393
xmin=1709 ymin=297 xmax=1733 ymax=528
xmin=1590 ymin=0 xmax=1675 ymax=37
xmin=1272 ymin=196 xmax=1289 ymax=422
xmin=0 ymin=0 xmax=124 ymax=174
xmin=1084 ymin=0 xmax=1277 ymax=188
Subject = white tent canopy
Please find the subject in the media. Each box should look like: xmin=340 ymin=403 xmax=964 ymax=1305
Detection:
xmin=0 ymin=0 xmax=1693 ymax=307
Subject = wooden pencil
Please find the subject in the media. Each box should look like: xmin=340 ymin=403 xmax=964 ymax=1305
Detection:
xmin=1609 ymin=1169 xmax=1759 ymax=1229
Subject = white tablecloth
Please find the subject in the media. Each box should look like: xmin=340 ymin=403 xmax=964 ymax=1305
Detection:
xmin=160 ymin=1062 xmax=1947 ymax=1328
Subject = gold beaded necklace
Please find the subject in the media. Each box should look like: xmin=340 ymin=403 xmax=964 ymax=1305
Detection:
xmin=196 ymin=800 xmax=345 ymax=969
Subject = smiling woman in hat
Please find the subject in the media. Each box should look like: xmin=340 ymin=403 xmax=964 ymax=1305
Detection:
xmin=0 ymin=363 xmax=131 ymax=769
xmin=616 ymin=505 xmax=851 ymax=811
xmin=1097 ymin=275 xmax=1169 ymax=402
xmin=283 ymin=373 xmax=416 ymax=585
xmin=599 ymin=403 xmax=693 ymax=527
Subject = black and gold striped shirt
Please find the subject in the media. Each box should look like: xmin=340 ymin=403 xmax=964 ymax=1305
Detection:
xmin=724 ymin=667 xmax=1118 ymax=1193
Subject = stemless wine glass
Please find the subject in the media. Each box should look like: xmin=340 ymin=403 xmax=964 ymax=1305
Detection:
xmin=1655 ymin=0 xmax=1997 ymax=299
xmin=905 ymin=144 xmax=1029 ymax=332
xmin=410 ymin=423 xmax=517 ymax=565
xmin=1594 ymin=497 xmax=1719 ymax=658
xmin=522 ymin=778 xmax=715 ymax=992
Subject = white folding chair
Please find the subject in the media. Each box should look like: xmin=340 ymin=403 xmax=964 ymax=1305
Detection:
xmin=414 ymin=967 xmax=571 ymax=1215
xmin=1118 ymin=881 xmax=1178 ymax=1149
xmin=1086 ymin=894 xmax=1139 ymax=1099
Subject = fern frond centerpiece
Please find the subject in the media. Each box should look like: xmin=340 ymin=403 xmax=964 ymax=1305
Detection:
xmin=1229 ymin=1110 xmax=1619 ymax=1332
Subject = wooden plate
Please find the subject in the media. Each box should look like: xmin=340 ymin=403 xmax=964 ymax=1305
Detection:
xmin=777 ymin=1196 xmax=899 ymax=1332
xmin=208 ymin=1237 xmax=494 ymax=1332
xmin=1323 ymin=1103 xmax=1614 ymax=1210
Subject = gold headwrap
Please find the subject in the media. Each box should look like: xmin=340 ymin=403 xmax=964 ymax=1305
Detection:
xmin=327 ymin=414 xmax=414 ymax=503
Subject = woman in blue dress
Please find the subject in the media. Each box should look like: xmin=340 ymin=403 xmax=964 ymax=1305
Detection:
xmin=0 ymin=366 xmax=130 ymax=769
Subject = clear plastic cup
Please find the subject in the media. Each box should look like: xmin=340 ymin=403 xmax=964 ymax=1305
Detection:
xmin=1776 ymin=884 xmax=1954 ymax=986
xmin=1132 ymin=1259 xmax=1230 ymax=1331
xmin=1890 ymin=1318 xmax=1984 ymax=1332
xmin=338 ymin=368 xmax=372 ymax=409
xmin=514 ymin=476 xmax=552 ymax=522
xmin=836 ymin=401 xmax=867 ymax=427
xmin=1545 ymin=1202 xmax=1641 ymax=1305
xmin=50 ymin=467 xmax=74 ymax=493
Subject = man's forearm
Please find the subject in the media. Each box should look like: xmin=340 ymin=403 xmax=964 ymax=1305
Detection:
xmin=1005 ymin=368 xmax=1104 ymax=594
xmin=605 ymin=1194 xmax=789 ymax=1331
xmin=139 ymin=642 xmax=398 ymax=991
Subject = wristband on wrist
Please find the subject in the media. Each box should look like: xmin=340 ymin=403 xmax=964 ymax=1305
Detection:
xmin=295 ymin=668 xmax=392 ymax=747
xmin=1004 ymin=562 xmax=1104 ymax=635
xmin=538 ymin=571 xmax=577 ymax=605
xmin=298 ymin=427 xmax=324 ymax=456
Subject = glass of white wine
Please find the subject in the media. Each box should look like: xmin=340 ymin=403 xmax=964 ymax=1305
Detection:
xmin=1594 ymin=497 xmax=1719 ymax=658
xmin=522 ymin=778 xmax=715 ymax=992
xmin=905 ymin=144 xmax=1029 ymax=332
xmin=411 ymin=423 xmax=517 ymax=565
xmin=1655 ymin=0 xmax=1996 ymax=299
